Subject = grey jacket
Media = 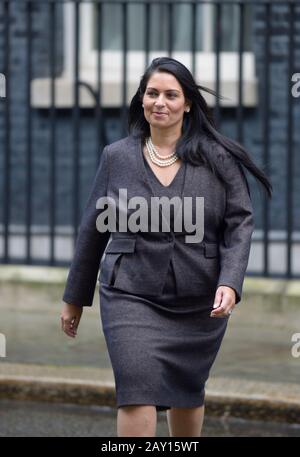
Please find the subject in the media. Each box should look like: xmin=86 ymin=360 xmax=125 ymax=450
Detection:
xmin=62 ymin=134 xmax=254 ymax=307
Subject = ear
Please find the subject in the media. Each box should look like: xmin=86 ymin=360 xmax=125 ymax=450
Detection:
xmin=185 ymin=100 xmax=192 ymax=112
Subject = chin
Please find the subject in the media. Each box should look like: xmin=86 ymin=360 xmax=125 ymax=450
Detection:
xmin=150 ymin=123 xmax=169 ymax=129
xmin=151 ymin=118 xmax=169 ymax=125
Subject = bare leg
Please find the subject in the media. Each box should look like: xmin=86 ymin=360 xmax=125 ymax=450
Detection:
xmin=117 ymin=405 xmax=157 ymax=437
xmin=166 ymin=405 xmax=205 ymax=437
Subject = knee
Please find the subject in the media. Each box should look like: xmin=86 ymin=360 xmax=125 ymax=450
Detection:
xmin=117 ymin=405 xmax=157 ymax=437
xmin=168 ymin=405 xmax=205 ymax=424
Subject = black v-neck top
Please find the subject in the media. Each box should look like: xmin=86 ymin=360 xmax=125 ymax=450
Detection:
xmin=142 ymin=153 xmax=186 ymax=194
xmin=142 ymin=153 xmax=187 ymax=233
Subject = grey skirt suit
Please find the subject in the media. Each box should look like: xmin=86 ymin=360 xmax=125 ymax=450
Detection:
xmin=99 ymin=150 xmax=228 ymax=412
xmin=62 ymin=134 xmax=254 ymax=413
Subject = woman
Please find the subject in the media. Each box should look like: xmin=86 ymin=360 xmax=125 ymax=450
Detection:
xmin=61 ymin=57 xmax=272 ymax=437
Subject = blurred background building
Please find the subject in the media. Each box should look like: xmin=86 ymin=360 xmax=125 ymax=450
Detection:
xmin=0 ymin=0 xmax=299 ymax=279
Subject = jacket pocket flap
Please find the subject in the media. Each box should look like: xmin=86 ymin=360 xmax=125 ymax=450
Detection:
xmin=105 ymin=238 xmax=136 ymax=254
xmin=204 ymin=243 xmax=219 ymax=258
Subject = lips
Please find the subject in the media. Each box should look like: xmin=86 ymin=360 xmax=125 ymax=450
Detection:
xmin=153 ymin=112 xmax=167 ymax=115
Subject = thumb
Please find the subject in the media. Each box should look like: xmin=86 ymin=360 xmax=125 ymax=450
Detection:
xmin=71 ymin=315 xmax=79 ymax=330
xmin=213 ymin=288 xmax=223 ymax=308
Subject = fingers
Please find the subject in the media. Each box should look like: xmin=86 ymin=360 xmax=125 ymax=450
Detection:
xmin=210 ymin=289 xmax=234 ymax=318
xmin=61 ymin=315 xmax=78 ymax=338
xmin=210 ymin=303 xmax=233 ymax=318
xmin=60 ymin=303 xmax=83 ymax=338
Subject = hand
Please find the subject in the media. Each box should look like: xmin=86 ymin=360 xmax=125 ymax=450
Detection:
xmin=60 ymin=302 xmax=83 ymax=338
xmin=210 ymin=286 xmax=236 ymax=318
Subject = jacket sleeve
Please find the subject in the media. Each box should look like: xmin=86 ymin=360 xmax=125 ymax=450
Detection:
xmin=62 ymin=145 xmax=111 ymax=307
xmin=216 ymin=150 xmax=255 ymax=305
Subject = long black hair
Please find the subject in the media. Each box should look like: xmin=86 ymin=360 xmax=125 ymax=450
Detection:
xmin=128 ymin=56 xmax=272 ymax=199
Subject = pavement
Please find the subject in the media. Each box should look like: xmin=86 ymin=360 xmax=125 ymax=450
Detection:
xmin=0 ymin=267 xmax=300 ymax=431
xmin=2 ymin=399 xmax=300 ymax=437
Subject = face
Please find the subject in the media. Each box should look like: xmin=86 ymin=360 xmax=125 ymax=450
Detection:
xmin=142 ymin=72 xmax=191 ymax=132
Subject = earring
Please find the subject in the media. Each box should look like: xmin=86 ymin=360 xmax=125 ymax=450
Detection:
xmin=185 ymin=107 xmax=190 ymax=113
xmin=142 ymin=104 xmax=144 ymax=107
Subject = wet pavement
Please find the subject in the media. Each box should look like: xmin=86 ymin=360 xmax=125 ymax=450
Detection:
xmin=1 ymin=280 xmax=300 ymax=436
xmin=1 ymin=399 xmax=300 ymax=437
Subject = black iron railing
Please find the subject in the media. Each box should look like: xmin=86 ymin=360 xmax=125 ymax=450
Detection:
xmin=0 ymin=0 xmax=298 ymax=280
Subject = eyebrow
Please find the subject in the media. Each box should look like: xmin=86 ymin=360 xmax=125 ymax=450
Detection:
xmin=146 ymin=87 xmax=181 ymax=93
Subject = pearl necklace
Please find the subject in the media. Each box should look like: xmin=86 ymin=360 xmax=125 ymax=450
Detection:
xmin=145 ymin=137 xmax=179 ymax=167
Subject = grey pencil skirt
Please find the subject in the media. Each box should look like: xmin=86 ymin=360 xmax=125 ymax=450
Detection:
xmin=99 ymin=259 xmax=229 ymax=412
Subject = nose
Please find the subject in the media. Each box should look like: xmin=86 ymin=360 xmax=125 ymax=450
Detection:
xmin=154 ymin=94 xmax=166 ymax=108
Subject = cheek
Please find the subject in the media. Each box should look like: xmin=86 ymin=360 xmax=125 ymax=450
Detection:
xmin=143 ymin=107 xmax=152 ymax=122
xmin=144 ymin=103 xmax=152 ymax=114
xmin=143 ymin=96 xmax=153 ymax=106
xmin=170 ymin=105 xmax=185 ymax=116
xmin=143 ymin=102 xmax=153 ymax=115
xmin=141 ymin=99 xmax=148 ymax=110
